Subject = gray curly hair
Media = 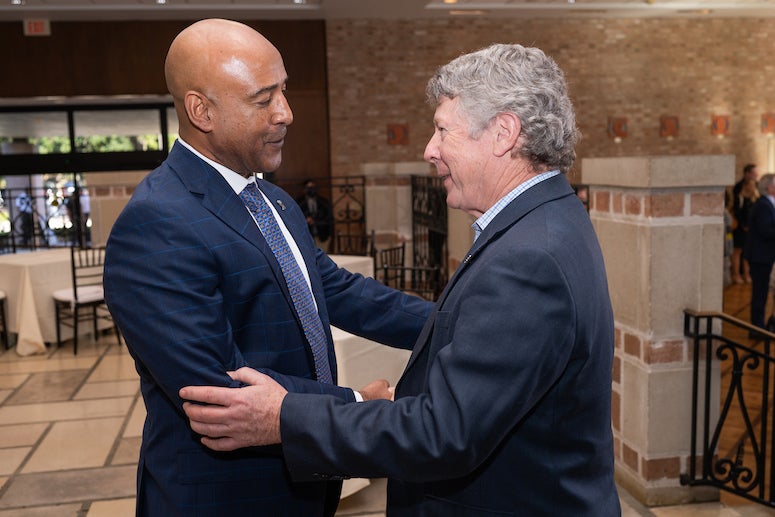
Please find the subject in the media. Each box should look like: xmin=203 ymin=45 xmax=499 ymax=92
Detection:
xmin=426 ymin=43 xmax=579 ymax=174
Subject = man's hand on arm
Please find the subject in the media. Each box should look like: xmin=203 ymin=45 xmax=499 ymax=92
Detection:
xmin=358 ymin=379 xmax=395 ymax=401
xmin=179 ymin=367 xmax=287 ymax=451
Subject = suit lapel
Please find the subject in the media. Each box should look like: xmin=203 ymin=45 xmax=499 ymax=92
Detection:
xmin=167 ymin=145 xmax=290 ymax=301
xmin=257 ymin=179 xmax=320 ymax=274
xmin=400 ymin=174 xmax=576 ymax=375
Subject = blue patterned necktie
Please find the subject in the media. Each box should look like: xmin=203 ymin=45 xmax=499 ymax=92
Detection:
xmin=240 ymin=181 xmax=333 ymax=384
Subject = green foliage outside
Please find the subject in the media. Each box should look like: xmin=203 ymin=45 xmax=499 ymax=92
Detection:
xmin=0 ymin=134 xmax=164 ymax=154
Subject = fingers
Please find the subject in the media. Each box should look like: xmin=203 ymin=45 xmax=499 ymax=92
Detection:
xmin=200 ymin=436 xmax=241 ymax=452
xmin=226 ymin=367 xmax=265 ymax=385
xmin=182 ymin=401 xmax=222 ymax=422
xmin=359 ymin=378 xmax=392 ymax=401
xmin=179 ymin=385 xmax=233 ymax=406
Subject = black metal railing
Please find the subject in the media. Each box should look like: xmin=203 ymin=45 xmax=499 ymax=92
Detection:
xmin=682 ymin=309 xmax=775 ymax=508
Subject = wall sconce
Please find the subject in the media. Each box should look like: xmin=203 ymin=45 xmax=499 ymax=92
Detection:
xmin=762 ymin=113 xmax=775 ymax=138
xmin=607 ymin=117 xmax=627 ymax=143
xmin=659 ymin=116 xmax=679 ymax=140
xmin=387 ymin=124 xmax=409 ymax=145
xmin=711 ymin=115 xmax=730 ymax=139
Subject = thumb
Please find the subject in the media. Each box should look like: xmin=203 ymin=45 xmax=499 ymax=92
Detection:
xmin=226 ymin=367 xmax=266 ymax=386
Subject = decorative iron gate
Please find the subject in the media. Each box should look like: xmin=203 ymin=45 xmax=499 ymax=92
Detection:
xmin=411 ymin=175 xmax=447 ymax=273
xmin=273 ymin=175 xmax=367 ymax=254
xmin=682 ymin=309 xmax=775 ymax=509
xmin=329 ymin=176 xmax=366 ymax=240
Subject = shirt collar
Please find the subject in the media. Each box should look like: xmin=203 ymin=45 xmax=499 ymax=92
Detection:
xmin=473 ymin=170 xmax=561 ymax=241
xmin=176 ymin=138 xmax=258 ymax=195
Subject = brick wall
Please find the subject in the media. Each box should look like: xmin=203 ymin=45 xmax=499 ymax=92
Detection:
xmin=326 ymin=18 xmax=775 ymax=183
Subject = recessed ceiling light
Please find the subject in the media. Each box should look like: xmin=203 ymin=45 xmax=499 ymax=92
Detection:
xmin=443 ymin=0 xmax=458 ymax=4
xmin=11 ymin=0 xmax=24 ymax=6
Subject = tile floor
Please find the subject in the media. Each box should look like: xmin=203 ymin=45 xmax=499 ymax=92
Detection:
xmin=0 ymin=333 xmax=773 ymax=516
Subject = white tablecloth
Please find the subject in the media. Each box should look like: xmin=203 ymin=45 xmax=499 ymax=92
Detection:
xmin=329 ymin=253 xmax=374 ymax=278
xmin=0 ymin=248 xmax=74 ymax=356
xmin=328 ymin=253 xmax=412 ymax=496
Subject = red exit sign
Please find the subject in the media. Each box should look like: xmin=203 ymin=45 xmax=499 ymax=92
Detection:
xmin=23 ymin=19 xmax=51 ymax=36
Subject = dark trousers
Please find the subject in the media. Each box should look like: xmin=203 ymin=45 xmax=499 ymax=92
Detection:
xmin=749 ymin=261 xmax=774 ymax=328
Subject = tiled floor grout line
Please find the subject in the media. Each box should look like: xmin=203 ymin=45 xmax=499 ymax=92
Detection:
xmin=0 ymin=421 xmax=53 ymax=504
xmin=103 ymin=390 xmax=143 ymax=469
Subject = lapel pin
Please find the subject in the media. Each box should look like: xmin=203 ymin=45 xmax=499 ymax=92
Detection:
xmin=277 ymin=200 xmax=286 ymax=211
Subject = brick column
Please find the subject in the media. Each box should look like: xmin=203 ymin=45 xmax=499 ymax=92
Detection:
xmin=582 ymin=155 xmax=734 ymax=506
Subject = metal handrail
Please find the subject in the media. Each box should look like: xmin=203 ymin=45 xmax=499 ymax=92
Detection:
xmin=682 ymin=309 xmax=775 ymax=508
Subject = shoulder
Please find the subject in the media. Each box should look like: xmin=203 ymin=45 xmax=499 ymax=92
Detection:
xmin=113 ymin=165 xmax=191 ymax=229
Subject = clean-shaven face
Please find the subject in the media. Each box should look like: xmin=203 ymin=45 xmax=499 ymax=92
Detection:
xmin=424 ymin=96 xmax=495 ymax=218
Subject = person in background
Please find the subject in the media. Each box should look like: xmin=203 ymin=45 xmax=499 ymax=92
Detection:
xmin=732 ymin=163 xmax=759 ymax=283
xmin=724 ymin=189 xmax=735 ymax=286
xmin=14 ymin=191 xmax=34 ymax=246
xmin=296 ymin=179 xmax=333 ymax=252
xmin=181 ymin=43 xmax=620 ymax=516
xmin=103 ymin=18 xmax=431 ymax=517
xmin=744 ymin=173 xmax=775 ymax=334
xmin=79 ymin=187 xmax=91 ymax=246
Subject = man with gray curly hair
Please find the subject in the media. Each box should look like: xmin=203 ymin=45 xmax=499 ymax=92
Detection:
xmin=182 ymin=43 xmax=620 ymax=516
xmin=427 ymin=43 xmax=579 ymax=175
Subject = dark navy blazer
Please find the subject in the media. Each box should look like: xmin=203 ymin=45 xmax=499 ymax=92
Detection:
xmin=744 ymin=195 xmax=775 ymax=266
xmin=104 ymin=143 xmax=431 ymax=516
xmin=280 ymin=174 xmax=620 ymax=516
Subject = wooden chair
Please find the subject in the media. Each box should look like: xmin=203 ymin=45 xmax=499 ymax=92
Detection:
xmin=0 ymin=290 xmax=8 ymax=350
xmin=0 ymin=234 xmax=15 ymax=255
xmin=378 ymin=243 xmax=405 ymax=285
xmin=52 ymin=246 xmax=121 ymax=354
xmin=380 ymin=264 xmax=443 ymax=301
xmin=336 ymin=229 xmax=375 ymax=257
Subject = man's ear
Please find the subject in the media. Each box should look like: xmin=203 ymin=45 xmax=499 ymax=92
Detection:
xmin=184 ymin=91 xmax=214 ymax=133
xmin=493 ymin=112 xmax=521 ymax=158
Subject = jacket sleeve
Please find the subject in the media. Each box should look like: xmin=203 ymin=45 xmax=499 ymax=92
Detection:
xmin=280 ymin=245 xmax=575 ymax=482
xmin=316 ymin=249 xmax=433 ymax=350
xmin=104 ymin=196 xmax=355 ymax=417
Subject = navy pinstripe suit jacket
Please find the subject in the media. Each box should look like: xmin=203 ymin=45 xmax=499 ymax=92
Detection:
xmin=104 ymin=143 xmax=431 ymax=516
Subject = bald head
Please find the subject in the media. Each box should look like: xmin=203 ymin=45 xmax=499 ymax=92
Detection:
xmin=165 ymin=19 xmax=277 ymax=105
xmin=163 ymin=19 xmax=293 ymax=176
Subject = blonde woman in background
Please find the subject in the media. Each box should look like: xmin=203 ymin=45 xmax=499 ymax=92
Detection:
xmin=732 ymin=176 xmax=760 ymax=284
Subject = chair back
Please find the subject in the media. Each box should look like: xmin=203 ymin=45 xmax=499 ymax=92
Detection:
xmin=381 ymin=264 xmax=442 ymax=301
xmin=70 ymin=246 xmax=106 ymax=302
xmin=336 ymin=229 xmax=375 ymax=258
xmin=378 ymin=243 xmax=405 ymax=268
xmin=0 ymin=234 xmax=14 ymax=255
xmin=378 ymin=243 xmax=406 ymax=285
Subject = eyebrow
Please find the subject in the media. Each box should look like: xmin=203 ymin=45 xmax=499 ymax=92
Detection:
xmin=250 ymin=77 xmax=289 ymax=99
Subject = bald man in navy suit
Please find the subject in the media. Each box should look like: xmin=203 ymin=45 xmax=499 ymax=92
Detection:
xmin=104 ymin=19 xmax=431 ymax=517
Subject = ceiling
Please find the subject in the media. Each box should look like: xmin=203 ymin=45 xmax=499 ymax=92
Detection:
xmin=2 ymin=0 xmax=775 ymax=22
